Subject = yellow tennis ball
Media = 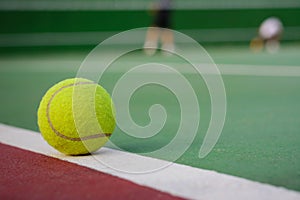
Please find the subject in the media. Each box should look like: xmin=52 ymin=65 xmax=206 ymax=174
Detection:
xmin=37 ymin=78 xmax=116 ymax=155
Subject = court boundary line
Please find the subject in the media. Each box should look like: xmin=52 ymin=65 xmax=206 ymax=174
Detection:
xmin=1 ymin=60 xmax=300 ymax=77
xmin=0 ymin=56 xmax=300 ymax=77
xmin=0 ymin=123 xmax=299 ymax=200
xmin=219 ymin=64 xmax=300 ymax=77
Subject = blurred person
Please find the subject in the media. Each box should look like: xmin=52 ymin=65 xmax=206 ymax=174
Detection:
xmin=144 ymin=0 xmax=175 ymax=55
xmin=250 ymin=17 xmax=284 ymax=53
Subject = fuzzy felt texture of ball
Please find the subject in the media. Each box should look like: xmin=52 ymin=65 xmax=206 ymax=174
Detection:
xmin=37 ymin=78 xmax=115 ymax=155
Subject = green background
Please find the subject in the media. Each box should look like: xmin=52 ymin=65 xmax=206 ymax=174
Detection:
xmin=0 ymin=8 xmax=300 ymax=42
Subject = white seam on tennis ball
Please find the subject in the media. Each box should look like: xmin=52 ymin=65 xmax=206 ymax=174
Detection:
xmin=46 ymin=81 xmax=112 ymax=141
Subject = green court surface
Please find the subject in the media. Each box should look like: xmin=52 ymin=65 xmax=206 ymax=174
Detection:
xmin=0 ymin=43 xmax=300 ymax=192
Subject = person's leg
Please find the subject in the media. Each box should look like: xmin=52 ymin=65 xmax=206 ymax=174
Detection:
xmin=161 ymin=28 xmax=175 ymax=55
xmin=144 ymin=27 xmax=160 ymax=55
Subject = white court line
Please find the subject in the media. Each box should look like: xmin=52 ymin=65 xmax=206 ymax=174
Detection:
xmin=0 ymin=58 xmax=300 ymax=77
xmin=0 ymin=123 xmax=299 ymax=200
xmin=123 ymin=63 xmax=300 ymax=77
xmin=219 ymin=64 xmax=300 ymax=77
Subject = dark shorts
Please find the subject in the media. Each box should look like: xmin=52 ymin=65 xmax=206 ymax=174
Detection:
xmin=153 ymin=10 xmax=171 ymax=28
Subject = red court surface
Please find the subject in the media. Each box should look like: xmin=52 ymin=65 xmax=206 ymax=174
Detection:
xmin=0 ymin=143 xmax=184 ymax=200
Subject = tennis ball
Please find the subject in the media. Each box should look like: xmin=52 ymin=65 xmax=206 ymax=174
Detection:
xmin=37 ymin=78 xmax=115 ymax=155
